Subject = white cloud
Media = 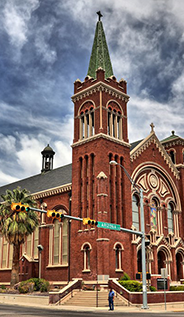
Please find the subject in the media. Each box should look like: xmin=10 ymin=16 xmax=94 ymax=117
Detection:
xmin=0 ymin=171 xmax=18 ymax=187
xmin=3 ymin=0 xmax=39 ymax=48
xmin=128 ymin=95 xmax=184 ymax=142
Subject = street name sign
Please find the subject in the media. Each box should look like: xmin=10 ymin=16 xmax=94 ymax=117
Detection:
xmin=97 ymin=221 xmax=121 ymax=231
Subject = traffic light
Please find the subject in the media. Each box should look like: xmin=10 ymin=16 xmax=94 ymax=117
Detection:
xmin=46 ymin=210 xmax=64 ymax=221
xmin=11 ymin=202 xmax=29 ymax=212
xmin=83 ymin=218 xmax=98 ymax=225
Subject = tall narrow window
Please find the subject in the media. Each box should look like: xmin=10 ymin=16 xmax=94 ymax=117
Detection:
xmin=132 ymin=194 xmax=139 ymax=230
xmin=34 ymin=227 xmax=39 ymax=259
xmin=82 ymin=243 xmax=91 ymax=271
xmin=169 ymin=150 xmax=175 ymax=164
xmin=167 ymin=203 xmax=174 ymax=233
xmin=49 ymin=211 xmax=68 ymax=266
xmin=53 ymin=220 xmax=60 ymax=265
xmin=26 ymin=234 xmax=32 ymax=257
xmin=79 ymin=105 xmax=94 ymax=140
xmin=114 ymin=243 xmax=123 ymax=271
xmin=107 ymin=105 xmax=123 ymax=140
xmin=62 ymin=219 xmax=68 ymax=264
xmin=2 ymin=239 xmax=7 ymax=268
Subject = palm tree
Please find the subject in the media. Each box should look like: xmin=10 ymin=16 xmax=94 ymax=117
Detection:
xmin=0 ymin=187 xmax=39 ymax=286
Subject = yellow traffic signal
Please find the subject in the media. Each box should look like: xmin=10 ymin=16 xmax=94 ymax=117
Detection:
xmin=83 ymin=218 xmax=98 ymax=225
xmin=46 ymin=210 xmax=64 ymax=221
xmin=11 ymin=202 xmax=29 ymax=212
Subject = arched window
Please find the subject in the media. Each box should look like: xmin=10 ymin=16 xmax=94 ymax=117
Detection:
xmin=107 ymin=105 xmax=123 ymax=140
xmin=132 ymin=194 xmax=139 ymax=230
xmin=79 ymin=107 xmax=94 ymax=139
xmin=49 ymin=209 xmax=68 ymax=266
xmin=53 ymin=219 xmax=60 ymax=265
xmin=114 ymin=243 xmax=123 ymax=271
xmin=167 ymin=202 xmax=174 ymax=233
xmin=169 ymin=150 xmax=175 ymax=164
xmin=82 ymin=243 xmax=91 ymax=271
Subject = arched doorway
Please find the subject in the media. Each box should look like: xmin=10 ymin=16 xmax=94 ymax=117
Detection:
xmin=176 ymin=252 xmax=183 ymax=281
xmin=158 ymin=250 xmax=165 ymax=274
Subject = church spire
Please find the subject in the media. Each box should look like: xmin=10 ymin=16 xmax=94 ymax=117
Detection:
xmin=87 ymin=12 xmax=114 ymax=79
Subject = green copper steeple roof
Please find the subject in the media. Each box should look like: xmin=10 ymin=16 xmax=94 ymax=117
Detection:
xmin=87 ymin=19 xmax=114 ymax=79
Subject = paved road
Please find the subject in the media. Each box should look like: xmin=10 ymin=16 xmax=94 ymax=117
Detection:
xmin=0 ymin=304 xmax=184 ymax=317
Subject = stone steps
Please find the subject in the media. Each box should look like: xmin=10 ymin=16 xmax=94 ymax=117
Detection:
xmin=61 ymin=290 xmax=126 ymax=307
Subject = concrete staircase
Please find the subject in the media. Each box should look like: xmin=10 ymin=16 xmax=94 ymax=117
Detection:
xmin=61 ymin=290 xmax=127 ymax=307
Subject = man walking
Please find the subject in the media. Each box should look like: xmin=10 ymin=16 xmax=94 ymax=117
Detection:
xmin=108 ymin=288 xmax=115 ymax=310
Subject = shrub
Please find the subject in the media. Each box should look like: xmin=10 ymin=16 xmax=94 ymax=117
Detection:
xmin=119 ymin=280 xmax=142 ymax=292
xmin=19 ymin=282 xmax=34 ymax=294
xmin=119 ymin=272 xmax=131 ymax=281
xmin=149 ymin=286 xmax=157 ymax=292
xmin=0 ymin=285 xmax=6 ymax=290
xmin=18 ymin=278 xmax=50 ymax=293
xmin=170 ymin=285 xmax=184 ymax=291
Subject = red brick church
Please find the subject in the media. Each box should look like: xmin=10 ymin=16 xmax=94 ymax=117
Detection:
xmin=0 ymin=14 xmax=184 ymax=288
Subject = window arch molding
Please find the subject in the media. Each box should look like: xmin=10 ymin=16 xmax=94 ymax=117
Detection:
xmin=106 ymin=100 xmax=124 ymax=114
xmin=167 ymin=148 xmax=176 ymax=164
xmin=157 ymin=244 xmax=172 ymax=277
xmin=81 ymin=242 xmax=92 ymax=272
xmin=113 ymin=242 xmax=124 ymax=271
xmin=78 ymin=100 xmax=96 ymax=116
xmin=157 ymin=245 xmax=172 ymax=262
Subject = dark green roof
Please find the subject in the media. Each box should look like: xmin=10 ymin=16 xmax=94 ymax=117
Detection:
xmin=161 ymin=131 xmax=180 ymax=143
xmin=87 ymin=21 xmax=113 ymax=79
xmin=0 ymin=164 xmax=72 ymax=201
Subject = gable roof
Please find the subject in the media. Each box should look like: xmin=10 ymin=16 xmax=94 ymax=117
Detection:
xmin=130 ymin=139 xmax=143 ymax=151
xmin=0 ymin=164 xmax=72 ymax=201
xmin=161 ymin=131 xmax=180 ymax=143
xmin=130 ymin=131 xmax=180 ymax=180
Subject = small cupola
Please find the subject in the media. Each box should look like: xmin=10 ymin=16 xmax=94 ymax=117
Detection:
xmin=41 ymin=144 xmax=55 ymax=173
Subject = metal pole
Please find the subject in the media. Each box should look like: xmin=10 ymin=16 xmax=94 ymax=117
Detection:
xmin=39 ymin=250 xmax=41 ymax=279
xmin=140 ymin=188 xmax=148 ymax=309
xmin=164 ymin=277 xmax=166 ymax=310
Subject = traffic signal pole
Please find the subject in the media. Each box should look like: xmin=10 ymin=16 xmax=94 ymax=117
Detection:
xmin=109 ymin=160 xmax=148 ymax=309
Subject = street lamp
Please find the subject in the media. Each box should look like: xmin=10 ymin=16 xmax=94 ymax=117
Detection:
xmin=109 ymin=160 xmax=148 ymax=309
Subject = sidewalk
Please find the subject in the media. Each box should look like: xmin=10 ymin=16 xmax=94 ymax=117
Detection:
xmin=0 ymin=294 xmax=184 ymax=313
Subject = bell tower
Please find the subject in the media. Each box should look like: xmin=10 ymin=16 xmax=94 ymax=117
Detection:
xmin=70 ymin=13 xmax=132 ymax=280
xmin=41 ymin=144 xmax=55 ymax=172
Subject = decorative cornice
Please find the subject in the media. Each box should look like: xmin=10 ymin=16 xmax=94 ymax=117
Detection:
xmin=32 ymin=183 xmax=72 ymax=200
xmin=161 ymin=138 xmax=184 ymax=147
xmin=71 ymin=81 xmax=129 ymax=103
xmin=72 ymin=132 xmax=130 ymax=149
xmin=130 ymin=132 xmax=180 ymax=180
xmin=155 ymin=235 xmax=171 ymax=249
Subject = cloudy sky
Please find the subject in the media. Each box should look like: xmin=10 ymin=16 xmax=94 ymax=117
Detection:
xmin=0 ymin=0 xmax=184 ymax=186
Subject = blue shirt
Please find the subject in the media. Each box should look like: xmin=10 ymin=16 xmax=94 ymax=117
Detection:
xmin=109 ymin=290 xmax=114 ymax=299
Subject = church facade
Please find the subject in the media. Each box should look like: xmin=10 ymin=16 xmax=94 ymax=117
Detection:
xmin=0 ymin=16 xmax=184 ymax=288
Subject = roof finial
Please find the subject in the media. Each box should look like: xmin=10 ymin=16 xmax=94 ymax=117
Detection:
xmin=171 ymin=130 xmax=175 ymax=135
xmin=150 ymin=122 xmax=155 ymax=133
xmin=96 ymin=11 xmax=103 ymax=21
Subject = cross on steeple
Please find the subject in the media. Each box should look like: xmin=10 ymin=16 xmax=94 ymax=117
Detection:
xmin=96 ymin=11 xmax=103 ymax=21
xmin=150 ymin=122 xmax=155 ymax=132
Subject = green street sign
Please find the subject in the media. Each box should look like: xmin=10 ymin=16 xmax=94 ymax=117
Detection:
xmin=97 ymin=221 xmax=121 ymax=231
